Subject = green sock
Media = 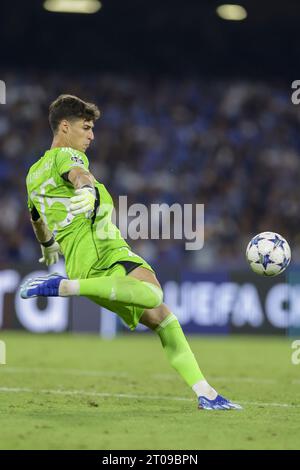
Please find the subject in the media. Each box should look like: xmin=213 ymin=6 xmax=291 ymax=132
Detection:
xmin=78 ymin=276 xmax=163 ymax=309
xmin=156 ymin=313 xmax=204 ymax=387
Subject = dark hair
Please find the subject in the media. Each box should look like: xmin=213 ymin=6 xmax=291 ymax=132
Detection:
xmin=49 ymin=94 xmax=100 ymax=133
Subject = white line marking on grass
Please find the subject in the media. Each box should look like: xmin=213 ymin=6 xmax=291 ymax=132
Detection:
xmin=2 ymin=367 xmax=299 ymax=390
xmin=239 ymin=401 xmax=299 ymax=408
xmin=0 ymin=387 xmax=299 ymax=409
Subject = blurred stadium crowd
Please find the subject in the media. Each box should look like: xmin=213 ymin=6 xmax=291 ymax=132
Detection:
xmin=1 ymin=73 xmax=300 ymax=270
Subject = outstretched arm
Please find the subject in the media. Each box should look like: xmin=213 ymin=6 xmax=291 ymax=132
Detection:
xmin=30 ymin=208 xmax=53 ymax=244
xmin=30 ymin=207 xmax=61 ymax=266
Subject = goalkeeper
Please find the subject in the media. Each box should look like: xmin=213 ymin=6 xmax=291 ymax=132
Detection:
xmin=21 ymin=94 xmax=241 ymax=411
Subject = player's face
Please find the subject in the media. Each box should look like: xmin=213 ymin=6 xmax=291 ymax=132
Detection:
xmin=64 ymin=119 xmax=95 ymax=152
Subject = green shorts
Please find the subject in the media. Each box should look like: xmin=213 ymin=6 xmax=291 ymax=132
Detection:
xmin=84 ymin=247 xmax=155 ymax=331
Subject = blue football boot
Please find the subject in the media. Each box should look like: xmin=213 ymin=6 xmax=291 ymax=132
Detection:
xmin=20 ymin=273 xmax=66 ymax=299
xmin=198 ymin=394 xmax=242 ymax=410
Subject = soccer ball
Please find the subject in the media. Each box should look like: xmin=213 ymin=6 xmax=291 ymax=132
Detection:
xmin=246 ymin=231 xmax=291 ymax=276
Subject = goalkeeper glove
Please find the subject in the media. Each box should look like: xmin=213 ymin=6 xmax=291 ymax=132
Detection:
xmin=70 ymin=187 xmax=96 ymax=217
xmin=39 ymin=238 xmax=62 ymax=266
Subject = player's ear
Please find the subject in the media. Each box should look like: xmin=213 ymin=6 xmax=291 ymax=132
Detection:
xmin=60 ymin=119 xmax=69 ymax=134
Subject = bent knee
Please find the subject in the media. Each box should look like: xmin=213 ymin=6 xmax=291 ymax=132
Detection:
xmin=140 ymin=303 xmax=172 ymax=330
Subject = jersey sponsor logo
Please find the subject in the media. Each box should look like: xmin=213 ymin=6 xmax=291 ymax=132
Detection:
xmin=71 ymin=155 xmax=84 ymax=165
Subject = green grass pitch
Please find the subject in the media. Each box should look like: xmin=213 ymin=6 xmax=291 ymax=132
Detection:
xmin=0 ymin=331 xmax=299 ymax=450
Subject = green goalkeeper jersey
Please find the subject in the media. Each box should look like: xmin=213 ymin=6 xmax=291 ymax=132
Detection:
xmin=26 ymin=147 xmax=129 ymax=278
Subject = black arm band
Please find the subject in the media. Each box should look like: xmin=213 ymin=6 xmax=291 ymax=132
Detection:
xmin=40 ymin=236 xmax=55 ymax=248
xmin=31 ymin=205 xmax=40 ymax=222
